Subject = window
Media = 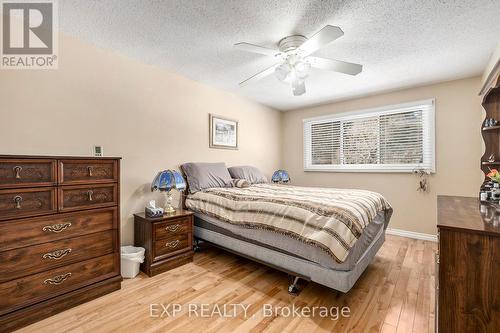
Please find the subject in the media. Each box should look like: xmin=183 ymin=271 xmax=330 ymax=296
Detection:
xmin=303 ymin=99 xmax=435 ymax=172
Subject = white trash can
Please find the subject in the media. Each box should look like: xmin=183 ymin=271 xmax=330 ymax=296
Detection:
xmin=120 ymin=246 xmax=145 ymax=278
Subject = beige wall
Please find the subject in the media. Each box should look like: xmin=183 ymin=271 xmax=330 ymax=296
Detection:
xmin=281 ymin=77 xmax=483 ymax=235
xmin=0 ymin=35 xmax=282 ymax=245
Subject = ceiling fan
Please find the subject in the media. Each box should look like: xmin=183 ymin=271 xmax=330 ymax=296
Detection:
xmin=234 ymin=25 xmax=363 ymax=96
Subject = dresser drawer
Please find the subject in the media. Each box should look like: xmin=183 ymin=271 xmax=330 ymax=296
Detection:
xmin=0 ymin=207 xmax=117 ymax=251
xmin=59 ymin=159 xmax=118 ymax=185
xmin=0 ymin=231 xmax=115 ymax=283
xmin=59 ymin=184 xmax=117 ymax=212
xmin=154 ymin=217 xmax=192 ymax=240
xmin=0 ymin=253 xmax=117 ymax=316
xmin=154 ymin=234 xmax=190 ymax=259
xmin=0 ymin=187 xmax=57 ymax=221
xmin=0 ymin=159 xmax=56 ymax=189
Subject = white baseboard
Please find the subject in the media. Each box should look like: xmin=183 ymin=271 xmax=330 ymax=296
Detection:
xmin=386 ymin=228 xmax=437 ymax=242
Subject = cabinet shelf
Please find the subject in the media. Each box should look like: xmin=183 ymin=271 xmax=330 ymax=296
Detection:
xmin=482 ymin=125 xmax=500 ymax=131
xmin=482 ymin=161 xmax=500 ymax=165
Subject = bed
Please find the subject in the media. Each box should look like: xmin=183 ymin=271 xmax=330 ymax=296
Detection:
xmin=181 ymin=164 xmax=392 ymax=294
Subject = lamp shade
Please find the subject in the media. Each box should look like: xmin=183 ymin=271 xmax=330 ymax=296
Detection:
xmin=151 ymin=170 xmax=186 ymax=192
xmin=272 ymin=170 xmax=290 ymax=183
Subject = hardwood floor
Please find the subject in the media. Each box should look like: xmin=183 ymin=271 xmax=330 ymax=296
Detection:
xmin=16 ymin=235 xmax=436 ymax=333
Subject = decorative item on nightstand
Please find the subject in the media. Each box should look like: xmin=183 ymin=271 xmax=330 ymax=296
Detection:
xmin=272 ymin=169 xmax=290 ymax=184
xmin=145 ymin=200 xmax=163 ymax=218
xmin=151 ymin=170 xmax=186 ymax=214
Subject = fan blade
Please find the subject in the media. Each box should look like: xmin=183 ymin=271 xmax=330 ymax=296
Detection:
xmin=308 ymin=56 xmax=362 ymax=75
xmin=234 ymin=42 xmax=282 ymax=57
xmin=239 ymin=64 xmax=279 ymax=86
xmin=292 ymin=79 xmax=306 ymax=96
xmin=298 ymin=25 xmax=344 ymax=56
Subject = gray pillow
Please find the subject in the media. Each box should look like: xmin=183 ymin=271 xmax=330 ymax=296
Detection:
xmin=228 ymin=166 xmax=268 ymax=184
xmin=181 ymin=162 xmax=233 ymax=193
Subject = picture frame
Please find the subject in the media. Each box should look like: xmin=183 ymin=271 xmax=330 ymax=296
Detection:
xmin=209 ymin=114 xmax=238 ymax=150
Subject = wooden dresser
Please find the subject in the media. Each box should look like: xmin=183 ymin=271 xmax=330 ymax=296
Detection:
xmin=437 ymin=196 xmax=500 ymax=333
xmin=0 ymin=155 xmax=122 ymax=332
xmin=134 ymin=210 xmax=194 ymax=276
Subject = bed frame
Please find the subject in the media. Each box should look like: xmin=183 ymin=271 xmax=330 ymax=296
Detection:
xmin=180 ymin=172 xmax=386 ymax=295
xmin=192 ymin=214 xmax=386 ymax=294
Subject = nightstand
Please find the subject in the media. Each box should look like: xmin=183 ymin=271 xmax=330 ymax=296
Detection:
xmin=134 ymin=210 xmax=194 ymax=276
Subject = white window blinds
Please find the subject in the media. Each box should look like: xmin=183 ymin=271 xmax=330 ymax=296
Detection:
xmin=304 ymin=99 xmax=435 ymax=172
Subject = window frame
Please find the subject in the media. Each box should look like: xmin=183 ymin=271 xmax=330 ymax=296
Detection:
xmin=303 ymin=99 xmax=436 ymax=173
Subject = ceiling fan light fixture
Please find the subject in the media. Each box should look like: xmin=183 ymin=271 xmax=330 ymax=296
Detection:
xmin=294 ymin=60 xmax=311 ymax=79
xmin=291 ymin=78 xmax=306 ymax=96
xmin=236 ymin=25 xmax=363 ymax=97
xmin=275 ymin=63 xmax=291 ymax=82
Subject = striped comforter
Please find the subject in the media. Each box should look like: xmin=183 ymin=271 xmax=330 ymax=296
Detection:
xmin=186 ymin=184 xmax=392 ymax=263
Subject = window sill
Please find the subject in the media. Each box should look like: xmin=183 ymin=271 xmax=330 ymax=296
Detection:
xmin=304 ymin=167 xmax=435 ymax=173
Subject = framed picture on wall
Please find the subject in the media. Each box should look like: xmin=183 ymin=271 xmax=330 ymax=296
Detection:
xmin=209 ymin=114 xmax=238 ymax=150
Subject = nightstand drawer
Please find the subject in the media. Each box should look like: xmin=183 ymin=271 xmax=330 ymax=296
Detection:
xmin=154 ymin=234 xmax=190 ymax=259
xmin=155 ymin=217 xmax=191 ymax=239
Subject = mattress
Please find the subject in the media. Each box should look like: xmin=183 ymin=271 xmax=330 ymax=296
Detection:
xmin=186 ymin=183 xmax=392 ymax=264
xmin=194 ymin=211 xmax=387 ymax=271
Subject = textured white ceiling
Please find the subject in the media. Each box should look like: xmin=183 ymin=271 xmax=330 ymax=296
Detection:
xmin=59 ymin=0 xmax=500 ymax=110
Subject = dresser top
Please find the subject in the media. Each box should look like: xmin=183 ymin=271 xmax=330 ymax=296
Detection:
xmin=0 ymin=155 xmax=121 ymax=160
xmin=437 ymin=195 xmax=500 ymax=236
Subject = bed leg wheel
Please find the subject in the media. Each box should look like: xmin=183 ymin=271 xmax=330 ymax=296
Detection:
xmin=288 ymin=284 xmax=300 ymax=295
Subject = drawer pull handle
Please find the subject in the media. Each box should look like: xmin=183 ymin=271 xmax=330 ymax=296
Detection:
xmin=44 ymin=272 xmax=72 ymax=285
xmin=87 ymin=166 xmax=93 ymax=177
xmin=43 ymin=223 xmax=72 ymax=233
xmin=166 ymin=240 xmax=180 ymax=248
xmin=87 ymin=190 xmax=94 ymax=201
xmin=42 ymin=248 xmax=72 ymax=260
xmin=13 ymin=166 xmax=22 ymax=179
xmin=166 ymin=224 xmax=180 ymax=233
xmin=13 ymin=195 xmax=22 ymax=209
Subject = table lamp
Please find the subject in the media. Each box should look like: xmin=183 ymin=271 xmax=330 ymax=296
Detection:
xmin=272 ymin=169 xmax=290 ymax=184
xmin=151 ymin=169 xmax=187 ymax=214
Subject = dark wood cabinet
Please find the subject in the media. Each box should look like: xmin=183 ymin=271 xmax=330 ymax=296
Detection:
xmin=480 ymin=64 xmax=500 ymax=185
xmin=134 ymin=210 xmax=194 ymax=276
xmin=437 ymin=196 xmax=500 ymax=333
xmin=0 ymin=155 xmax=122 ymax=333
